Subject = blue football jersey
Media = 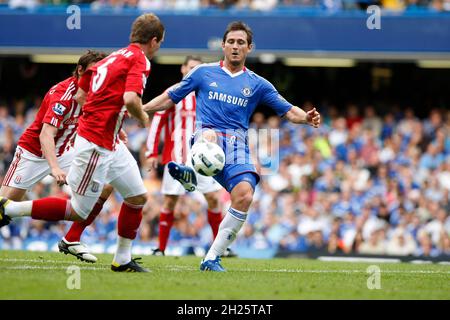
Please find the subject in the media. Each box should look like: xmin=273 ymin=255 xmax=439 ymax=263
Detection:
xmin=168 ymin=61 xmax=293 ymax=134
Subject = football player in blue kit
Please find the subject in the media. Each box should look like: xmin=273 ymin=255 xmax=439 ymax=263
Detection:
xmin=144 ymin=21 xmax=321 ymax=271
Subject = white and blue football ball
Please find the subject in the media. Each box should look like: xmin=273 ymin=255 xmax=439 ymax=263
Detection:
xmin=191 ymin=141 xmax=225 ymax=176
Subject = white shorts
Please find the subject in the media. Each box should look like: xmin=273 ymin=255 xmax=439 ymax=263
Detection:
xmin=161 ymin=163 xmax=222 ymax=196
xmin=67 ymin=136 xmax=147 ymax=219
xmin=2 ymin=146 xmax=74 ymax=190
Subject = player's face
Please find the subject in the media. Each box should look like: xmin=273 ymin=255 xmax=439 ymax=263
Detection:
xmin=222 ymin=30 xmax=252 ymax=67
xmin=181 ymin=59 xmax=201 ymax=77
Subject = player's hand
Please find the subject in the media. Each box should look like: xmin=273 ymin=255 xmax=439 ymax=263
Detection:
xmin=140 ymin=113 xmax=150 ymax=128
xmin=306 ymin=107 xmax=321 ymax=128
xmin=51 ymin=167 xmax=67 ymax=186
xmin=119 ymin=129 xmax=128 ymax=144
xmin=145 ymin=157 xmax=158 ymax=171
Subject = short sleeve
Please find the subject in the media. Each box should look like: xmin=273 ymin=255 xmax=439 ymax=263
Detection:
xmin=259 ymin=78 xmax=293 ymax=117
xmin=125 ymin=54 xmax=150 ymax=96
xmin=42 ymin=88 xmax=74 ymax=129
xmin=168 ymin=65 xmax=203 ymax=104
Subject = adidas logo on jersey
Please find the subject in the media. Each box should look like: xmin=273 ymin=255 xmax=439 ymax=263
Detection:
xmin=209 ymin=82 xmax=218 ymax=88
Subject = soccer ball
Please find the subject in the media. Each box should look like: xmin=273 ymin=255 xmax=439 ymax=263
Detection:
xmin=191 ymin=141 xmax=225 ymax=176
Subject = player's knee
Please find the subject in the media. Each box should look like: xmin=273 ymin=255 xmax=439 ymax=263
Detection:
xmin=125 ymin=193 xmax=147 ymax=206
xmin=70 ymin=197 xmax=94 ymax=221
xmin=232 ymin=188 xmax=253 ymax=210
xmin=69 ymin=207 xmax=87 ymax=222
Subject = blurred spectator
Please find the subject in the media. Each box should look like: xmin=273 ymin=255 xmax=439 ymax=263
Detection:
xmin=359 ymin=229 xmax=386 ymax=255
xmin=385 ymin=227 xmax=417 ymax=255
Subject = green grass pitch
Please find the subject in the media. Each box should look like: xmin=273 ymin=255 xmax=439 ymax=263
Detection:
xmin=0 ymin=250 xmax=449 ymax=299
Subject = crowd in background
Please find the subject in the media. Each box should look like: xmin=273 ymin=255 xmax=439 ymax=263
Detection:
xmin=3 ymin=0 xmax=450 ymax=12
xmin=0 ymin=96 xmax=449 ymax=258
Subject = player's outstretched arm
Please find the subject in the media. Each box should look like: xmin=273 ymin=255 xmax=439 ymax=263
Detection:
xmin=285 ymin=106 xmax=321 ymax=128
xmin=143 ymin=91 xmax=174 ymax=114
xmin=40 ymin=123 xmax=67 ymax=186
xmin=123 ymin=91 xmax=149 ymax=127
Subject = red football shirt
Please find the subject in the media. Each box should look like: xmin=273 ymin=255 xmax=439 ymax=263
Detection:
xmin=146 ymin=89 xmax=196 ymax=165
xmin=18 ymin=76 xmax=80 ymax=157
xmin=77 ymin=43 xmax=151 ymax=151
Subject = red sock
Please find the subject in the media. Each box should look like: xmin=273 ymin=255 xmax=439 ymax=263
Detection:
xmin=207 ymin=209 xmax=222 ymax=239
xmin=158 ymin=210 xmax=174 ymax=252
xmin=64 ymin=199 xmax=104 ymax=242
xmin=117 ymin=202 xmax=143 ymax=240
xmin=31 ymin=197 xmax=70 ymax=221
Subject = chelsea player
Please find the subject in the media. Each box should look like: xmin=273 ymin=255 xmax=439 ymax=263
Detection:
xmin=144 ymin=21 xmax=321 ymax=271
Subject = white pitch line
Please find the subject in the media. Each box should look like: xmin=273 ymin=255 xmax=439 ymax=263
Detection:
xmin=0 ymin=258 xmax=89 ymax=265
xmin=164 ymin=265 xmax=450 ymax=275
xmin=258 ymin=269 xmax=450 ymax=274
xmin=2 ymin=259 xmax=449 ymax=274
xmin=3 ymin=265 xmax=108 ymax=271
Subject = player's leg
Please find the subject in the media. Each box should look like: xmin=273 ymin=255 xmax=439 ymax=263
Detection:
xmin=59 ymin=184 xmax=114 ymax=263
xmin=0 ymin=147 xmax=87 ymax=225
xmin=0 ymin=187 xmax=27 ymax=227
xmin=64 ymin=184 xmax=113 ymax=241
xmin=204 ymin=191 xmax=221 ymax=239
xmin=154 ymin=164 xmax=186 ymax=255
xmin=1 ymin=135 xmax=112 ymax=226
xmin=198 ymin=178 xmax=237 ymax=257
xmin=107 ymin=142 xmax=149 ymax=272
xmin=0 ymin=186 xmax=27 ymax=201
xmin=154 ymin=194 xmax=178 ymax=255
xmin=196 ymin=172 xmax=223 ymax=240
xmin=200 ymin=170 xmax=258 ymax=272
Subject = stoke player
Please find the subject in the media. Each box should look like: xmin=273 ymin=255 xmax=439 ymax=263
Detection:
xmin=0 ymin=13 xmax=165 ymax=272
xmin=145 ymin=56 xmax=226 ymax=256
xmin=0 ymin=50 xmax=110 ymax=263
xmin=144 ymin=21 xmax=321 ymax=271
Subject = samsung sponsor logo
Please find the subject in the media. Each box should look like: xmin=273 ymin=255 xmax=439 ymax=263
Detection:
xmin=208 ymin=91 xmax=248 ymax=107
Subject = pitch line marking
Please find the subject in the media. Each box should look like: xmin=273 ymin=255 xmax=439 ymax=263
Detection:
xmin=2 ymin=259 xmax=449 ymax=274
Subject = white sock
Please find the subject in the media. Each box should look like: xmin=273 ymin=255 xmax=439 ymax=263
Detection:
xmin=4 ymin=200 xmax=33 ymax=218
xmin=113 ymin=236 xmax=132 ymax=265
xmin=204 ymin=207 xmax=247 ymax=261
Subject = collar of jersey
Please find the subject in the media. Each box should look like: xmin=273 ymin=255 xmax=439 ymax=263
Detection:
xmin=220 ymin=60 xmax=246 ymax=78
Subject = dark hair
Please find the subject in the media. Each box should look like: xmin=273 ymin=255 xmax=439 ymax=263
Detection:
xmin=130 ymin=13 xmax=165 ymax=44
xmin=73 ymin=50 xmax=107 ymax=77
xmin=183 ymin=55 xmax=202 ymax=66
xmin=222 ymin=21 xmax=253 ymax=45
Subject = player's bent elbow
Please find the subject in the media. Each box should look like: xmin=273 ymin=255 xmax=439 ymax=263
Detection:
xmin=123 ymin=92 xmax=138 ymax=107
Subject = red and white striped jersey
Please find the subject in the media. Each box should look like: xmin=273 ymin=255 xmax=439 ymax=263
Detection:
xmin=78 ymin=44 xmax=151 ymax=151
xmin=146 ymin=90 xmax=196 ymax=164
xmin=18 ymin=76 xmax=80 ymax=157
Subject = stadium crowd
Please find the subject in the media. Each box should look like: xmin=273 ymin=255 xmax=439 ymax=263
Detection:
xmin=3 ymin=0 xmax=450 ymax=12
xmin=0 ymin=97 xmax=449 ymax=258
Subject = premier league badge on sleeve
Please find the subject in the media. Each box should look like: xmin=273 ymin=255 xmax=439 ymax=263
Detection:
xmin=52 ymin=103 xmax=66 ymax=116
